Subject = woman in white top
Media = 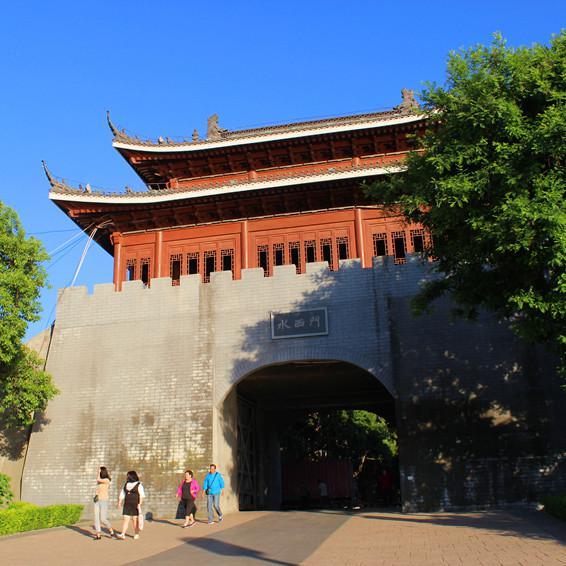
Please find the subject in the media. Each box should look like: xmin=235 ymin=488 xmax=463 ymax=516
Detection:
xmin=116 ymin=470 xmax=145 ymax=540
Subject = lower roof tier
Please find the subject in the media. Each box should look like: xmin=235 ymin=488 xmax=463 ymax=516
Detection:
xmin=50 ymin=172 xmax=401 ymax=254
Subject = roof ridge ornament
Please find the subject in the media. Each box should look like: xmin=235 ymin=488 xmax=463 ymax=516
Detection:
xmin=41 ymin=160 xmax=56 ymax=187
xmin=206 ymin=114 xmax=228 ymax=141
xmin=106 ymin=110 xmax=133 ymax=142
xmin=395 ymin=88 xmax=420 ymax=114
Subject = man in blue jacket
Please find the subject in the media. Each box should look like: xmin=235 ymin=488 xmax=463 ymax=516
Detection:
xmin=202 ymin=463 xmax=225 ymax=524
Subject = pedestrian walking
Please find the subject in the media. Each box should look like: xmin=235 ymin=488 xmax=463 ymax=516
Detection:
xmin=177 ymin=469 xmax=200 ymax=527
xmin=202 ymin=464 xmax=224 ymax=524
xmin=116 ymin=470 xmax=145 ymax=540
xmin=93 ymin=466 xmax=114 ymax=540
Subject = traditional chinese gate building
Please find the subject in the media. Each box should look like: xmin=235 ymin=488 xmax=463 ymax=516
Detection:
xmin=22 ymin=93 xmax=566 ymax=516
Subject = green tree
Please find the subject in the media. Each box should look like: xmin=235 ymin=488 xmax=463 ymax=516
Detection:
xmin=0 ymin=201 xmax=57 ymax=426
xmin=0 ymin=346 xmax=59 ymax=427
xmin=366 ymin=32 xmax=566 ymax=369
xmin=281 ymin=410 xmax=397 ymax=474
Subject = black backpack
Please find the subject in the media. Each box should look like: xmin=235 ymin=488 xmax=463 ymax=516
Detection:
xmin=124 ymin=482 xmax=140 ymax=507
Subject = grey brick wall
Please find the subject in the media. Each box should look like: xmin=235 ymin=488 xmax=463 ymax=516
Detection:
xmin=21 ymin=256 xmax=566 ymax=516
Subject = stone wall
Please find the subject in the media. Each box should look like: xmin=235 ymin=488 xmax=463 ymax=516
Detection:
xmin=21 ymin=257 xmax=566 ymax=515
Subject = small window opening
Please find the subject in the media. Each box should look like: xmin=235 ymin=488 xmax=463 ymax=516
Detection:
xmin=273 ymin=243 xmax=285 ymax=266
xmin=392 ymin=231 xmax=407 ymax=264
xmin=187 ymin=252 xmax=200 ymax=275
xmin=305 ymin=240 xmax=316 ymax=264
xmin=221 ymin=248 xmax=235 ymax=277
xmin=372 ymin=233 xmax=388 ymax=257
xmin=289 ymin=241 xmax=301 ymax=273
xmin=257 ymin=244 xmax=269 ymax=276
xmin=140 ymin=258 xmax=150 ymax=286
xmin=126 ymin=259 xmax=137 ymax=281
xmin=337 ymin=236 xmax=349 ymax=261
xmin=411 ymin=229 xmax=425 ymax=253
xmin=170 ymin=254 xmax=182 ymax=286
xmin=320 ymin=238 xmax=333 ymax=269
xmin=204 ymin=250 xmax=216 ymax=282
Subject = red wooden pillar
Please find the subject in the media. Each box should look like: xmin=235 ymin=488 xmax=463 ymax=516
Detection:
xmin=111 ymin=232 xmax=122 ymax=291
xmin=354 ymin=208 xmax=366 ymax=268
xmin=241 ymin=220 xmax=249 ymax=271
xmin=155 ymin=230 xmax=163 ymax=277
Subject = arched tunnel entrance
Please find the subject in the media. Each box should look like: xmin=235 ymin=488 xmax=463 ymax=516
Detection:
xmin=234 ymin=360 xmax=396 ymax=511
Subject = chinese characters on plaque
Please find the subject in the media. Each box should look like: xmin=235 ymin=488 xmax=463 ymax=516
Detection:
xmin=270 ymin=308 xmax=328 ymax=339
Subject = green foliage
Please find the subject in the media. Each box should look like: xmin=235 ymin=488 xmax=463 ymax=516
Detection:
xmin=541 ymin=494 xmax=566 ymax=521
xmin=0 ymin=502 xmax=83 ymax=536
xmin=0 ymin=201 xmax=49 ymax=366
xmin=0 ymin=473 xmax=13 ymax=507
xmin=0 ymin=201 xmax=55 ymax=426
xmin=366 ymin=32 xmax=566 ymax=372
xmin=0 ymin=345 xmax=58 ymax=427
xmin=281 ymin=409 xmax=397 ymax=471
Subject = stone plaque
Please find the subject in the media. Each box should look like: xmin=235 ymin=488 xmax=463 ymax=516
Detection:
xmin=270 ymin=308 xmax=328 ymax=339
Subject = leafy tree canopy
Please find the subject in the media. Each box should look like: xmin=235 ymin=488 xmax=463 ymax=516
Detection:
xmin=0 ymin=201 xmax=56 ymax=427
xmin=366 ymin=32 xmax=566 ymax=368
xmin=0 ymin=346 xmax=59 ymax=428
xmin=0 ymin=201 xmax=48 ymax=366
xmin=281 ymin=410 xmax=397 ymax=474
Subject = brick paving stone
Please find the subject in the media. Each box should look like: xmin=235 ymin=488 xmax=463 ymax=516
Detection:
xmin=0 ymin=508 xmax=564 ymax=565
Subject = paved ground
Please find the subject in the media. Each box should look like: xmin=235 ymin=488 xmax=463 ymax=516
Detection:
xmin=0 ymin=508 xmax=565 ymax=565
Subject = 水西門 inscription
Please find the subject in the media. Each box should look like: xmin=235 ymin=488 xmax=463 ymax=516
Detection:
xmin=270 ymin=308 xmax=328 ymax=339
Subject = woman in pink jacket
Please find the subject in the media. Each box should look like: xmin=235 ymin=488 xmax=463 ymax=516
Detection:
xmin=177 ymin=470 xmax=200 ymax=527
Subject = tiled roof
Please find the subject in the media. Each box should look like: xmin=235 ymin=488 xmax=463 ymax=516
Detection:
xmin=46 ymin=160 xmax=405 ymax=204
xmin=108 ymin=91 xmax=423 ymax=150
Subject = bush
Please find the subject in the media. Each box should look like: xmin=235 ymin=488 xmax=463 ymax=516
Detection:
xmin=541 ymin=495 xmax=566 ymax=521
xmin=0 ymin=473 xmax=13 ymax=507
xmin=0 ymin=502 xmax=83 ymax=536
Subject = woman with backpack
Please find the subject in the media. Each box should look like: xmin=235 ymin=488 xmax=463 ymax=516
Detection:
xmin=116 ymin=470 xmax=145 ymax=540
xmin=176 ymin=469 xmax=200 ymax=527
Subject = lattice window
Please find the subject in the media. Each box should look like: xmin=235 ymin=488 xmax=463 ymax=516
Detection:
xmin=257 ymin=244 xmax=269 ymax=277
xmin=289 ymin=241 xmax=301 ymax=274
xmin=187 ymin=252 xmax=200 ymax=275
xmin=372 ymin=233 xmax=388 ymax=257
xmin=203 ymin=250 xmax=216 ymax=283
xmin=126 ymin=258 xmax=137 ymax=281
xmin=391 ymin=231 xmax=407 ymax=264
xmin=140 ymin=257 xmax=151 ymax=286
xmin=221 ymin=248 xmax=235 ymax=277
xmin=410 ymin=229 xmax=425 ymax=253
xmin=170 ymin=253 xmax=182 ymax=286
xmin=273 ymin=243 xmax=285 ymax=267
xmin=320 ymin=238 xmax=333 ymax=269
xmin=337 ymin=236 xmax=349 ymax=261
xmin=304 ymin=240 xmax=316 ymax=264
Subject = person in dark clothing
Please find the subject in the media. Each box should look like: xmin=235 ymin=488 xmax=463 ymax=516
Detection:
xmin=176 ymin=470 xmax=200 ymax=527
xmin=116 ymin=470 xmax=145 ymax=540
xmin=377 ymin=469 xmax=394 ymax=506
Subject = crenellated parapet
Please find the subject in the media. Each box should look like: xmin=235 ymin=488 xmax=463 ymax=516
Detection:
xmin=55 ymin=255 xmax=432 ymax=329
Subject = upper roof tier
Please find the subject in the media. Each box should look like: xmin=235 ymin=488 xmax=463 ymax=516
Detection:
xmin=108 ymin=90 xmax=425 ymax=188
xmin=109 ymin=89 xmax=422 ymax=150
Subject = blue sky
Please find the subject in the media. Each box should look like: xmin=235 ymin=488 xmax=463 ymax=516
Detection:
xmin=0 ymin=1 xmax=562 ymax=340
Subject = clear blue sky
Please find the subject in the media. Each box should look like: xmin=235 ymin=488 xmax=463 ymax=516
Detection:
xmin=0 ymin=1 xmax=562 ymax=340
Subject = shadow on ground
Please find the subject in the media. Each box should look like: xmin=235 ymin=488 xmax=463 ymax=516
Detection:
xmin=359 ymin=508 xmax=566 ymax=542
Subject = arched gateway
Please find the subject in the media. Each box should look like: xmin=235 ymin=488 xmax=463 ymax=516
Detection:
xmin=218 ymin=359 xmax=395 ymax=511
xmin=22 ymin=100 xmax=566 ymax=518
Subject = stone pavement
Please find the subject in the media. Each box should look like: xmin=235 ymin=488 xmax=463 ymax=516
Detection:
xmin=0 ymin=508 xmax=564 ymax=565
